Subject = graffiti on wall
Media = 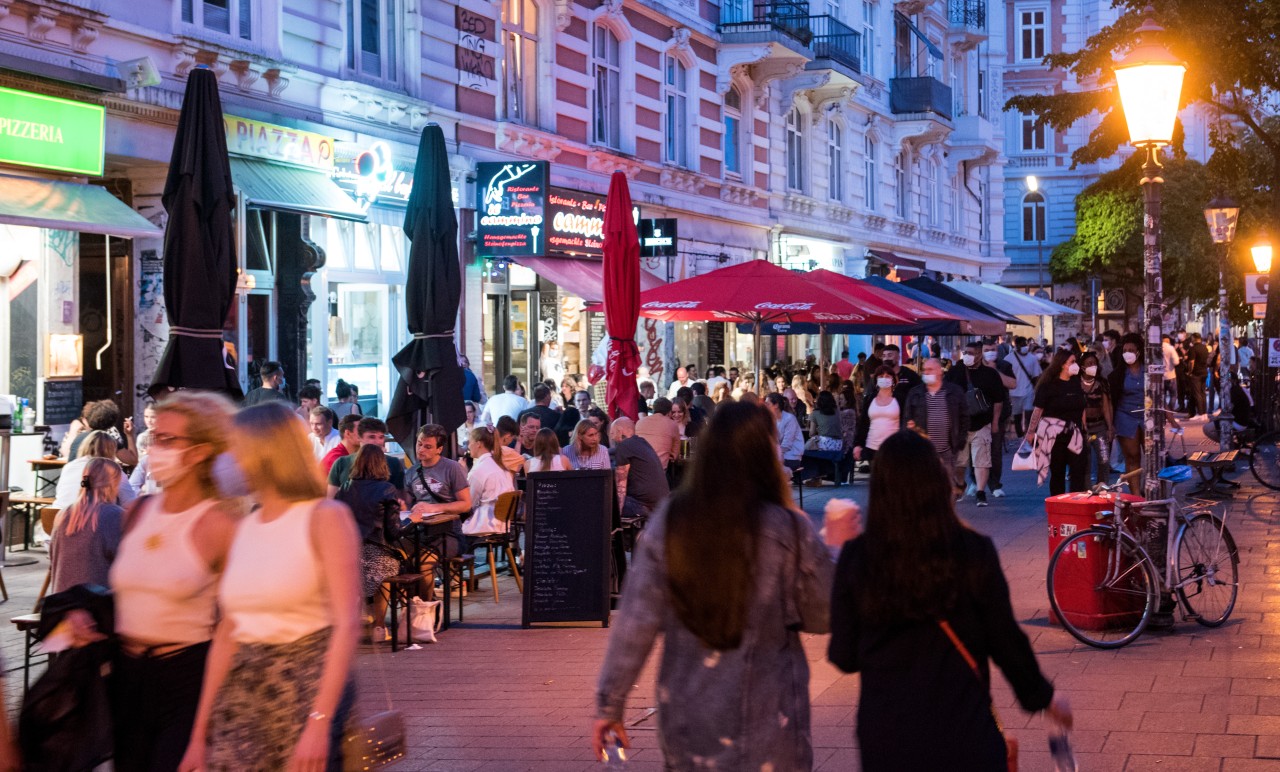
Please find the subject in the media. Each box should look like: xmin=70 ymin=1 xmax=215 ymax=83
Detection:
xmin=457 ymin=8 xmax=496 ymax=90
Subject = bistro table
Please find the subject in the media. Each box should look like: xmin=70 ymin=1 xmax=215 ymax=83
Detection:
xmin=399 ymin=512 xmax=462 ymax=631
xmin=28 ymin=458 xmax=65 ymax=497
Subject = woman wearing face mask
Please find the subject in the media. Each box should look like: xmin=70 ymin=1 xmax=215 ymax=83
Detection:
xmin=853 ymin=366 xmax=901 ymax=465
xmin=109 ymin=391 xmax=242 ymax=772
xmin=1108 ymin=333 xmax=1146 ymax=481
xmin=1078 ymin=352 xmax=1115 ymax=485
xmin=1022 ymin=349 xmax=1088 ymax=495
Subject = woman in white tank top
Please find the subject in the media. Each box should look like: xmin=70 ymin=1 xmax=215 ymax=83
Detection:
xmin=181 ymin=402 xmax=361 ymax=772
xmin=108 ymin=391 xmax=242 ymax=772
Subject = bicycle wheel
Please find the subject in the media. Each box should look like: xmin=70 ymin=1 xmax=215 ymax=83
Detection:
xmin=1250 ymin=432 xmax=1280 ymax=491
xmin=1048 ymin=528 xmax=1157 ymax=648
xmin=1174 ymin=515 xmax=1239 ymax=627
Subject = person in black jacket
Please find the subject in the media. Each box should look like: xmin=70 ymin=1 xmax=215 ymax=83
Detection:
xmin=943 ymin=341 xmax=1008 ymax=507
xmin=902 ymin=358 xmax=968 ymax=499
xmin=829 ymin=430 xmax=1072 ymax=771
xmin=1187 ymin=332 xmax=1210 ymax=418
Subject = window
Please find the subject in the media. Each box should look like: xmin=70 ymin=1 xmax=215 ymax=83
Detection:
xmin=1018 ymin=8 xmax=1046 ymax=62
xmin=785 ymin=107 xmax=805 ymax=191
xmin=182 ymin=0 xmax=251 ymax=39
xmin=347 ymin=0 xmax=398 ymax=82
xmin=1021 ymin=114 xmax=1047 ymax=153
xmin=664 ymin=57 xmax=689 ymax=167
xmin=863 ymin=136 xmax=877 ymax=210
xmin=723 ymin=87 xmax=743 ymax=177
xmin=503 ymin=0 xmax=540 ymax=125
xmin=893 ymin=13 xmax=913 ymax=77
xmin=826 ymin=0 xmax=841 ymax=18
xmin=827 ymin=121 xmax=843 ymax=201
xmin=1022 ymin=191 xmax=1046 ymax=242
xmin=893 ymin=152 xmax=907 ymax=217
xmin=861 ymin=1 xmax=876 ymax=77
xmin=722 ymin=0 xmax=748 ymax=23
xmin=977 ymin=70 xmax=987 ymax=117
xmin=922 ymin=160 xmax=938 ymax=226
xmin=592 ymin=27 xmax=621 ymax=148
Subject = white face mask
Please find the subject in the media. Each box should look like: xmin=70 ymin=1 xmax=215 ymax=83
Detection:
xmin=1018 ymin=346 xmax=1028 ymax=355
xmin=922 ymin=373 xmax=939 ymax=386
xmin=1067 ymin=363 xmax=1081 ymax=376
xmin=147 ymin=445 xmax=191 ymax=488
xmin=961 ymin=354 xmax=976 ymax=367
xmin=876 ymin=377 xmax=894 ymax=390
xmin=983 ymin=351 xmax=998 ymax=362
xmin=212 ymin=452 xmax=251 ymax=498
xmin=1084 ymin=365 xmax=1098 ymax=377
xmin=1122 ymin=351 xmax=1138 ymax=365
xmin=1102 ymin=340 xmax=1114 ymax=351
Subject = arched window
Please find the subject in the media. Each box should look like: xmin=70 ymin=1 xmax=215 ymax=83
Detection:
xmin=592 ymin=26 xmax=621 ymax=148
xmin=864 ymin=135 xmax=877 ymax=210
xmin=893 ymin=151 xmax=907 ymax=217
xmin=1022 ymin=190 xmax=1046 ymax=242
xmin=664 ymin=56 xmax=689 ymax=167
xmin=786 ymin=107 xmax=805 ymax=191
xmin=827 ymin=121 xmax=843 ymax=202
xmin=723 ymin=87 xmax=743 ymax=177
xmin=502 ymin=0 xmax=540 ymax=125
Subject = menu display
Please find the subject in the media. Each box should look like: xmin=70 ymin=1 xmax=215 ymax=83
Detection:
xmin=522 ymin=469 xmax=613 ymax=627
xmin=476 ymin=161 xmax=548 ymax=257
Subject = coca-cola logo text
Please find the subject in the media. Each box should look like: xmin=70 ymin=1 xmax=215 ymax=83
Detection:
xmin=642 ymin=300 xmax=701 ymax=309
xmin=755 ymin=302 xmax=815 ymax=311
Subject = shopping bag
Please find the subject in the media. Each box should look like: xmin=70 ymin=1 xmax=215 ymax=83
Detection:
xmin=409 ymin=598 xmax=442 ymax=644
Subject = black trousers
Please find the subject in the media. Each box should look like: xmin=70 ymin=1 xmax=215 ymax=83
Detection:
xmin=111 ymin=641 xmax=210 ymax=772
xmin=1188 ymin=378 xmax=1206 ymax=417
xmin=1048 ymin=433 xmax=1088 ymax=496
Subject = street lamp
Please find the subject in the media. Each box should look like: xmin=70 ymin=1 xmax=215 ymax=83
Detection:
xmin=1204 ymin=195 xmax=1240 ymax=451
xmin=1253 ymin=239 xmax=1272 ymax=274
xmin=1114 ymin=10 xmax=1186 ymax=497
xmin=1026 ymin=176 xmax=1046 ymax=297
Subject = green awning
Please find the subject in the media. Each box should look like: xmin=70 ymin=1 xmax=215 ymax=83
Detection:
xmin=0 ymin=173 xmax=161 ymax=238
xmin=229 ymin=157 xmax=367 ymax=221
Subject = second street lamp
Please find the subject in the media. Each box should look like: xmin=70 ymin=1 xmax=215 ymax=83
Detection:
xmin=1113 ymin=11 xmax=1186 ymax=497
xmin=1204 ymin=196 xmax=1240 ymax=452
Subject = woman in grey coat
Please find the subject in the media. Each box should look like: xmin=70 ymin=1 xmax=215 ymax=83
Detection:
xmin=593 ymin=402 xmax=854 ymax=770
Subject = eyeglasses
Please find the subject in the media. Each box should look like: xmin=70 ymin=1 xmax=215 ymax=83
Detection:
xmin=151 ymin=433 xmax=197 ymax=448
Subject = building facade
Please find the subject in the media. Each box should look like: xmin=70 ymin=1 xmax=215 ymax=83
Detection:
xmin=0 ymin=0 xmax=1010 ymax=434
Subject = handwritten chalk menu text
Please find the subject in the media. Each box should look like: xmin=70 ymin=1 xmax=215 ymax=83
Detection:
xmin=522 ymin=469 xmax=612 ymax=627
xmin=476 ymin=161 xmax=548 ymax=257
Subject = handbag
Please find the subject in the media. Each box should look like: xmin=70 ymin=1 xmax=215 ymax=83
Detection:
xmin=408 ymin=598 xmax=443 ymax=644
xmin=1011 ymin=439 xmax=1036 ymax=472
xmin=342 ymin=629 xmax=407 ymax=771
xmin=939 ymin=621 xmax=1018 ymax=772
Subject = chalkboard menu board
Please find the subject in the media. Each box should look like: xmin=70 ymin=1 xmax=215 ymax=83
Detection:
xmin=522 ymin=469 xmax=612 ymax=628
xmin=43 ymin=380 xmax=83 ymax=425
xmin=707 ymin=323 xmax=725 ymax=370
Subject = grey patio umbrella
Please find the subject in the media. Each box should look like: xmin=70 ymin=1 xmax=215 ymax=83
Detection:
xmin=386 ymin=124 xmax=465 ymax=458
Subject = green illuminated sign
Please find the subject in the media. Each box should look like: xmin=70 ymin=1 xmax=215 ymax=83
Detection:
xmin=0 ymin=86 xmax=104 ymax=176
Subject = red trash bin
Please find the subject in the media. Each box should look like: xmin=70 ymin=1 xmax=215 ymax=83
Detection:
xmin=1045 ymin=492 xmax=1143 ymax=629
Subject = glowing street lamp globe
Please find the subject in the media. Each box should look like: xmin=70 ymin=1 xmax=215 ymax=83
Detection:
xmin=1203 ymin=196 xmax=1240 ymax=245
xmin=1114 ymin=16 xmax=1186 ymax=147
xmin=1253 ymin=242 xmax=1273 ymax=274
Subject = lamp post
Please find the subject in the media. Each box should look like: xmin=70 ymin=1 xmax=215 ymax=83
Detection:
xmin=1114 ymin=11 xmax=1186 ymax=498
xmin=1027 ymin=175 xmax=1047 ymax=296
xmin=1204 ymin=196 xmax=1240 ymax=451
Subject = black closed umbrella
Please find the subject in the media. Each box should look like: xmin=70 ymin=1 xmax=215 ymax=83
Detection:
xmin=148 ymin=68 xmax=241 ymax=399
xmin=387 ymin=124 xmax=465 ymax=457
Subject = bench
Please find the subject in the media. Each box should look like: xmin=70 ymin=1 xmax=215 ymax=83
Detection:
xmin=1187 ymin=450 xmax=1240 ymax=498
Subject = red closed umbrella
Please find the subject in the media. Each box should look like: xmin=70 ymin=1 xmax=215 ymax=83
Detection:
xmin=602 ymin=172 xmax=641 ymax=421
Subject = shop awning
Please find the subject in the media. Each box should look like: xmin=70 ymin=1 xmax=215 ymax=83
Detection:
xmin=866 ymin=249 xmax=925 ymax=279
xmin=229 ymin=157 xmax=367 ymax=221
xmin=945 ymin=281 xmax=1083 ymax=316
xmin=0 ymin=173 xmax=162 ymax=238
xmin=903 ymin=276 xmax=1025 ymax=326
xmin=511 ymin=255 xmax=664 ymax=304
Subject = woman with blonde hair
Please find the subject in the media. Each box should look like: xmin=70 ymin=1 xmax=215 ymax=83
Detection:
xmin=526 ymin=428 xmax=570 ymax=472
xmin=562 ymin=419 xmax=611 ymax=470
xmin=463 ymin=427 xmax=516 ymax=536
xmin=109 ymin=390 xmax=241 ymax=772
xmin=53 ymin=430 xmax=137 ymax=511
xmin=50 ymin=458 xmax=125 ymax=593
xmin=180 ymin=402 xmax=361 ymax=772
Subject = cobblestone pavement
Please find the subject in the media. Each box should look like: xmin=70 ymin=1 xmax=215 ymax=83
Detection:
xmin=3 ymin=421 xmax=1279 ymax=771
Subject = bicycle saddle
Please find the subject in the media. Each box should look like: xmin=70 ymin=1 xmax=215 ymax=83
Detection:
xmin=1158 ymin=465 xmax=1194 ymax=483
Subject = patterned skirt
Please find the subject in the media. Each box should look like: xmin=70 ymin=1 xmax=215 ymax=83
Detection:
xmin=362 ymin=542 xmax=404 ymax=599
xmin=205 ymin=627 xmax=353 ymax=772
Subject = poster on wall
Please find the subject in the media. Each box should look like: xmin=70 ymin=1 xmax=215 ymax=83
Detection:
xmin=475 ymin=161 xmax=548 ymax=256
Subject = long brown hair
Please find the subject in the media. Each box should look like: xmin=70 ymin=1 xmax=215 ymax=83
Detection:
xmin=470 ymin=426 xmax=508 ymax=472
xmin=665 ymin=402 xmax=792 ymax=650
xmin=350 ymin=443 xmax=391 ymax=482
xmin=532 ymin=428 xmax=561 ymax=469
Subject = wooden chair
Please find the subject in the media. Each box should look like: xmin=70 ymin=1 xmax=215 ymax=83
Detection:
xmin=380 ymin=574 xmax=423 ymax=652
xmin=471 ymin=490 xmax=524 ymax=603
xmin=31 ymin=508 xmax=59 ymax=610
xmin=9 ymin=614 xmax=44 ymax=695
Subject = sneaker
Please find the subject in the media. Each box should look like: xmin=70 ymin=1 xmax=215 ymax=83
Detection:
xmin=954 ymin=489 xmax=965 ymax=503
xmin=991 ymin=487 xmax=1005 ymax=498
xmin=372 ymin=626 xmax=389 ymax=643
xmin=976 ymin=491 xmax=989 ymax=507
xmin=964 ymin=482 xmax=977 ymax=498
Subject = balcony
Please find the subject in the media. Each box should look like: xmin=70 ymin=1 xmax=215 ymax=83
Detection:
xmin=806 ymin=15 xmax=862 ymax=81
xmin=947 ymin=0 xmax=988 ymax=49
xmin=720 ymin=1 xmax=815 ymax=49
xmin=948 ymin=114 xmax=998 ymax=166
xmin=890 ymin=76 xmax=953 ymax=120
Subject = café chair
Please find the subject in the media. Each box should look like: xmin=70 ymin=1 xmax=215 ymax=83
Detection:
xmin=8 ymin=613 xmax=44 ymax=695
xmin=470 ymin=490 xmax=524 ymax=603
xmin=381 ymin=573 xmax=424 ymax=653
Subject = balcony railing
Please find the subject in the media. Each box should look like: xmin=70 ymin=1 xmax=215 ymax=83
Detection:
xmin=808 ymin=15 xmax=862 ymax=74
xmin=720 ymin=0 xmax=814 ymax=45
xmin=949 ymin=0 xmax=987 ymax=30
xmin=890 ymin=76 xmax=953 ymax=120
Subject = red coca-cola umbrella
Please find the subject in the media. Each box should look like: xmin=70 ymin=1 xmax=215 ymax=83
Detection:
xmin=601 ymin=172 xmax=642 ymax=421
xmin=599 ymin=260 xmax=912 ymax=391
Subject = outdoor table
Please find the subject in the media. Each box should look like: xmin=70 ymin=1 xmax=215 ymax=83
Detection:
xmin=399 ymin=513 xmax=462 ymax=631
xmin=28 ymin=458 xmax=65 ymax=497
